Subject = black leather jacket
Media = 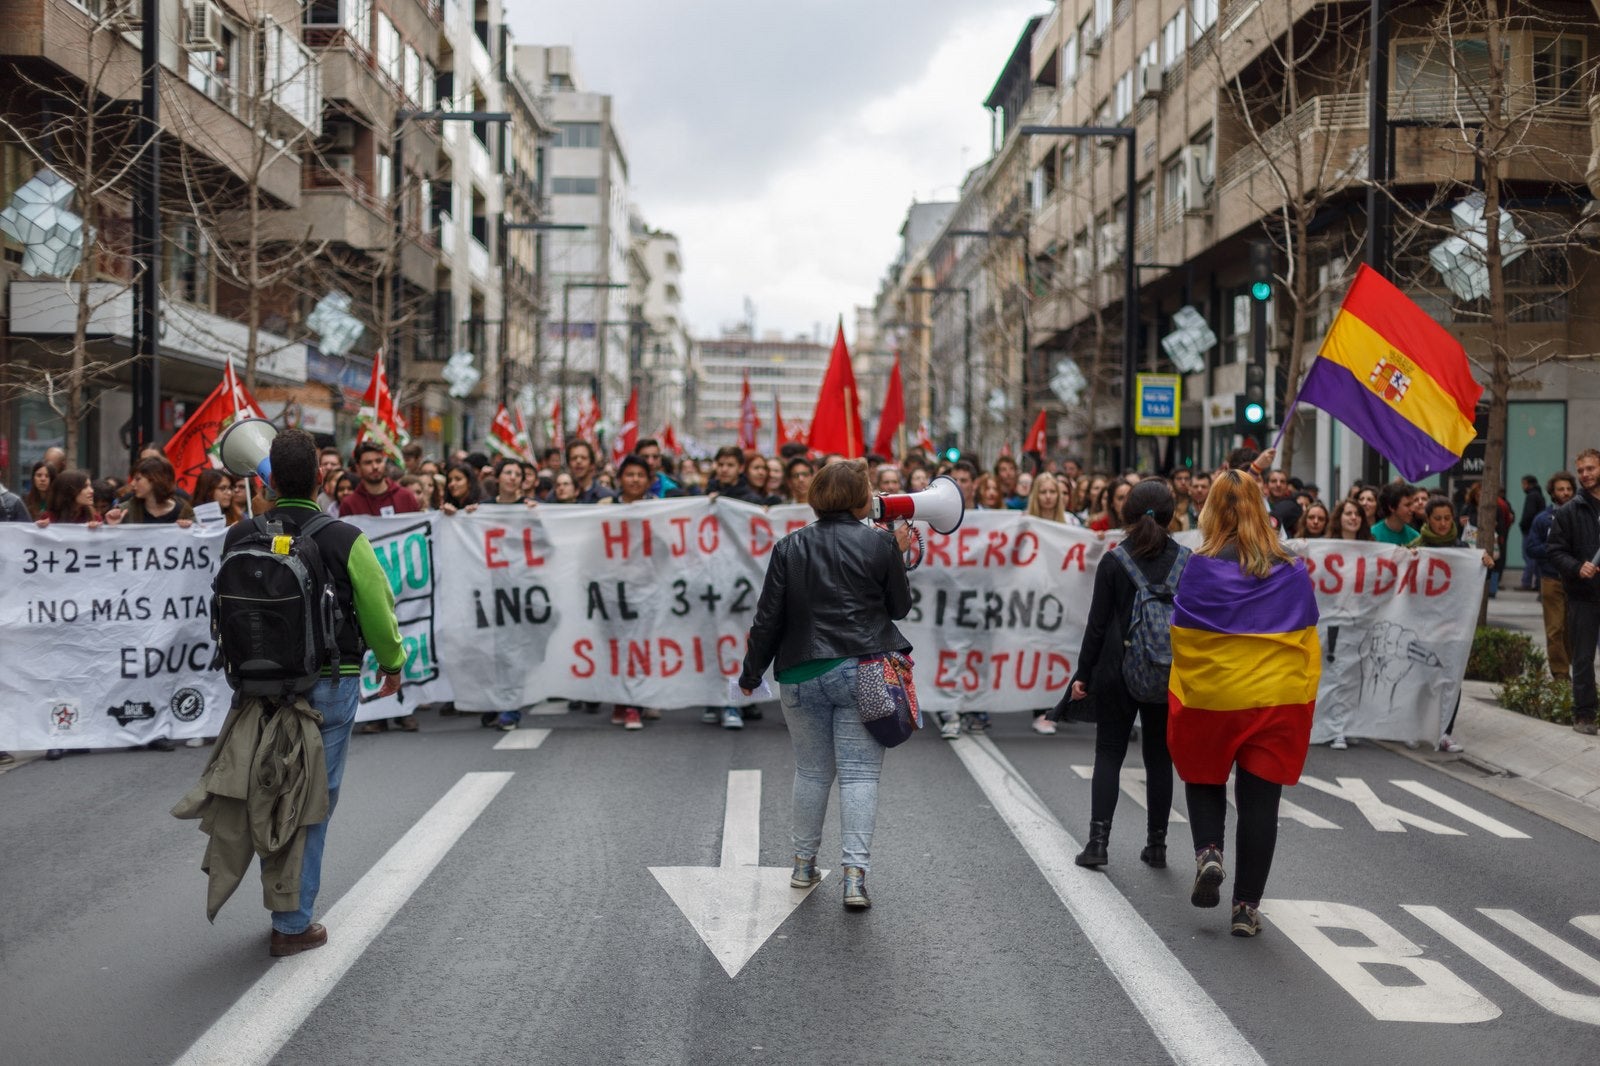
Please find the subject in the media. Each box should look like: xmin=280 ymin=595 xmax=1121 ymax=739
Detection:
xmin=739 ymin=512 xmax=912 ymax=688
xmin=1547 ymin=489 xmax=1600 ymax=603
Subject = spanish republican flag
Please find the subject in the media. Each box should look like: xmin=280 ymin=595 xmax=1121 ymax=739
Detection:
xmin=1167 ymin=555 xmax=1321 ymax=787
xmin=1298 ymin=264 xmax=1482 ymax=481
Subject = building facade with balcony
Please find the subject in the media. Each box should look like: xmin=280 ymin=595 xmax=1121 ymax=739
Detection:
xmin=513 ymin=44 xmax=634 ymax=436
xmin=1009 ymin=0 xmax=1597 ymax=506
xmin=636 ymin=222 xmax=690 ymax=438
xmin=0 ymin=0 xmax=323 ymax=476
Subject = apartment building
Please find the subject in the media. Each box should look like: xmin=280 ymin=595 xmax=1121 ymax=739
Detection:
xmin=871 ymin=199 xmax=956 ymax=443
xmin=514 ymin=44 xmax=634 ymax=436
xmin=693 ymin=328 xmax=828 ymax=451
xmin=636 ymin=221 xmax=691 ymax=436
xmin=500 ymin=32 xmax=553 ymax=417
xmin=1006 ymin=0 xmax=1597 ymax=504
xmin=0 ymin=0 xmax=321 ymax=474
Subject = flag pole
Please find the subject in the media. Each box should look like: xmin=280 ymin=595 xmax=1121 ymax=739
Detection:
xmin=1269 ymin=393 xmax=1302 ymax=454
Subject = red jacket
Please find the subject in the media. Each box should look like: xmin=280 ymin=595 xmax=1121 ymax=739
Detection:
xmin=338 ymin=479 xmax=419 ymax=517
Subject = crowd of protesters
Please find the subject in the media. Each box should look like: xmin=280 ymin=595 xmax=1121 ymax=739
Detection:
xmin=4 ymin=429 xmax=1597 ymax=766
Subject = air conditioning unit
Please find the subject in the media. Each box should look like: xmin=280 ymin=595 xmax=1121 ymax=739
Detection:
xmin=325 ymin=123 xmax=356 ymax=152
xmin=102 ymin=0 xmax=141 ymax=30
xmin=1071 ymin=246 xmax=1094 ymax=280
xmin=1098 ymin=223 xmax=1124 ymax=270
xmin=327 ymin=154 xmax=356 ymax=175
xmin=1189 ymin=140 xmax=1216 ymax=186
xmin=185 ymin=0 xmax=224 ymax=53
xmin=1183 ymin=152 xmax=1211 ymax=217
xmin=1137 ymin=63 xmax=1164 ymax=102
xmin=1083 ymin=31 xmax=1103 ymax=57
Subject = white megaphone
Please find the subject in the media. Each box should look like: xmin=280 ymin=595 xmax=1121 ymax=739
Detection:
xmin=872 ymin=474 xmax=965 ymax=535
xmin=216 ymin=417 xmax=277 ymax=486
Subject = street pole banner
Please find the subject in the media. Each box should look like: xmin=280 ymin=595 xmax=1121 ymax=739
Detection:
xmin=0 ymin=509 xmax=1481 ymax=748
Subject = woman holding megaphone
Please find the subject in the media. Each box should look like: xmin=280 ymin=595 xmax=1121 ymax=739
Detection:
xmin=738 ymin=459 xmax=917 ymax=911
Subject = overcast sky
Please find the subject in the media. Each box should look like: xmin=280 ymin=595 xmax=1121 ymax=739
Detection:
xmin=510 ymin=2 xmax=1044 ymax=342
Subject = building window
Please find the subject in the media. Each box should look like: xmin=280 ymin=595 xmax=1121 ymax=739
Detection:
xmin=166 ymin=223 xmax=213 ymax=307
xmin=1162 ymin=154 xmax=1185 ymax=209
xmin=1191 ymin=0 xmax=1218 ymax=38
xmin=552 ymin=122 xmax=602 ymax=149
xmin=376 ymin=14 xmax=400 ymax=84
xmin=1162 ymin=9 xmax=1186 ymax=69
xmin=550 ymin=176 xmax=598 ymax=196
xmin=1094 ymin=0 xmax=1112 ymax=36
xmin=1062 ymin=34 xmax=1079 ymax=87
xmin=1113 ymin=70 xmax=1134 ymax=122
xmin=1532 ymin=34 xmax=1585 ymax=106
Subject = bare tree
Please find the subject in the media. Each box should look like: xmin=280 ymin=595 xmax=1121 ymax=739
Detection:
xmin=162 ymin=1 xmax=328 ymax=391
xmin=0 ymin=8 xmax=154 ymax=459
xmin=1377 ymin=0 xmax=1598 ymax=616
xmin=1212 ymin=0 xmax=1371 ymax=474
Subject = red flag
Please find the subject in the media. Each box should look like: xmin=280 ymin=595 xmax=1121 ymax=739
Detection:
xmin=355 ymin=350 xmax=409 ymax=464
xmin=915 ymin=422 xmax=936 ymax=455
xmin=807 ymin=321 xmax=864 ymax=457
xmin=549 ymin=398 xmax=564 ymax=451
xmin=871 ymin=352 xmax=906 ymax=459
xmin=1024 ymin=409 xmax=1049 ymax=455
xmin=576 ymin=391 xmax=598 ymax=445
xmin=165 ymin=359 xmax=268 ymax=495
xmin=611 ymin=387 xmax=639 ymax=465
xmin=738 ymin=369 xmax=760 ymax=451
xmin=659 ymin=422 xmax=681 ymax=454
xmin=488 ymin=403 xmax=522 ymax=460
xmin=772 ymin=392 xmax=787 ymax=454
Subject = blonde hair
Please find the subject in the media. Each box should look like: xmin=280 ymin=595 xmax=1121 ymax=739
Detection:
xmin=809 ymin=458 xmax=870 ymax=515
xmin=1026 ymin=471 xmax=1068 ymax=522
xmin=1198 ymin=469 xmax=1294 ymax=577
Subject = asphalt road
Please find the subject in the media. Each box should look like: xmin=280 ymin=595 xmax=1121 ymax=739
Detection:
xmin=1 ymin=706 xmax=1595 ymax=1066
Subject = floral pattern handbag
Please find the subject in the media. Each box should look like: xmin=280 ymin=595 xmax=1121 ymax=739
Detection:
xmin=854 ymin=652 xmax=921 ymax=747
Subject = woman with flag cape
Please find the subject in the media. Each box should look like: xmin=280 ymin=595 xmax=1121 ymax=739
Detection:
xmin=1168 ymin=469 xmax=1321 ymax=938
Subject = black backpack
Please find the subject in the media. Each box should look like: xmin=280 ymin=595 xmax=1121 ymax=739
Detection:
xmin=212 ymin=513 xmax=344 ymax=696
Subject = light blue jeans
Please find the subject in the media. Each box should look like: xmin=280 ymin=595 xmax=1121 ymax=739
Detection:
xmin=271 ymin=675 xmax=360 ymax=935
xmin=780 ymin=660 xmax=885 ymax=871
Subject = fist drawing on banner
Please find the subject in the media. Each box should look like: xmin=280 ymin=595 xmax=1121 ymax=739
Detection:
xmin=1358 ymin=621 xmax=1442 ymax=703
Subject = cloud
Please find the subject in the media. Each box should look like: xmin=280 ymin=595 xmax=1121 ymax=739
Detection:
xmin=509 ymin=2 xmax=1044 ymax=337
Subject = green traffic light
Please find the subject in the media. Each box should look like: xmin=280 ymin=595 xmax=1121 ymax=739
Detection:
xmin=1243 ymin=402 xmax=1266 ymax=424
xmin=1250 ymin=281 xmax=1272 ymax=302
xmin=942 ymin=447 xmax=961 ymax=463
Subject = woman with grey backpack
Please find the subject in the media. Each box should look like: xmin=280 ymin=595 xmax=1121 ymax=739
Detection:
xmin=1064 ymin=479 xmax=1190 ymax=869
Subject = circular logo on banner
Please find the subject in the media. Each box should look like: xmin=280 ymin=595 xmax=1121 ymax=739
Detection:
xmin=48 ymin=702 xmax=79 ymax=734
xmin=170 ymin=688 xmax=206 ymax=723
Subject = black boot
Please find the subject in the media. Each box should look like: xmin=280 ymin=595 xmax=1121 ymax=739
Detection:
xmin=1075 ymin=820 xmax=1111 ymax=868
xmin=1140 ymin=828 xmax=1167 ymax=868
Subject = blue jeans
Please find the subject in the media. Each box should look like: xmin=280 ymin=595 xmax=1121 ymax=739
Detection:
xmin=780 ymin=660 xmax=884 ymax=871
xmin=271 ymin=675 xmax=360 ymax=935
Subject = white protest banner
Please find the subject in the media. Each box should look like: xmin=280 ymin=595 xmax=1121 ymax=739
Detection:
xmin=1295 ymin=540 xmax=1484 ymax=744
xmin=0 ymin=523 xmax=233 ymax=749
xmin=0 ymin=505 xmax=1483 ymax=748
xmin=343 ymin=515 xmax=452 ymax=721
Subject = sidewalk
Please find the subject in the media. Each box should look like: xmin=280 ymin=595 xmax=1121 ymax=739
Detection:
xmin=1382 ymin=583 xmax=1600 ymax=842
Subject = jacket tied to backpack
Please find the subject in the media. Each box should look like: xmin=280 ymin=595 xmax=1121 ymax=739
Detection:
xmin=172 ymin=696 xmax=329 ymax=921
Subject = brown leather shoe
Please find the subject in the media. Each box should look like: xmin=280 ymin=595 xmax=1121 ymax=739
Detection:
xmin=394 ymin=715 xmax=420 ymax=732
xmin=269 ymin=923 xmax=328 ymax=957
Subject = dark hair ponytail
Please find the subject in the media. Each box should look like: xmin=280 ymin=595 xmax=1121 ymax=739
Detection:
xmin=1121 ymin=479 xmax=1176 ymax=558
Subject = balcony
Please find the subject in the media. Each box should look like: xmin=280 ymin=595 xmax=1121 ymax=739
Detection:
xmin=8 ymin=281 xmax=307 ymax=384
xmin=466 ymin=234 xmax=491 ymax=281
xmin=467 ymin=133 xmax=494 ymax=182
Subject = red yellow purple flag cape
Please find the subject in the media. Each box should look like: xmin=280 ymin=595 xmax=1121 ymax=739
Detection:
xmin=1167 ymin=554 xmax=1321 ymax=786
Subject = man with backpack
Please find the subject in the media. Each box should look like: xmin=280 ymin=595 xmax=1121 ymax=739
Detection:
xmin=214 ymin=428 xmax=405 ymax=956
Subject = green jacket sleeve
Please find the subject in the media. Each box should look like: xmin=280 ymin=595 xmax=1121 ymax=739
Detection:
xmin=347 ymin=533 xmax=405 ymax=673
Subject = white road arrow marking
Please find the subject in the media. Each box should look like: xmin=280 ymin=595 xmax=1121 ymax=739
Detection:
xmin=649 ymin=769 xmax=825 ymax=979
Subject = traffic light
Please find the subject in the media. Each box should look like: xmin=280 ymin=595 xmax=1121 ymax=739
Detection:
xmin=1242 ymin=363 xmax=1267 ymax=426
xmin=940 ymin=433 xmax=961 ymax=464
xmin=1249 ymin=240 xmax=1274 ymax=302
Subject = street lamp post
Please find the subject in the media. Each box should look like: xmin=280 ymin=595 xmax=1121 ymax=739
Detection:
xmin=389 ymin=109 xmax=511 ymax=396
xmin=1018 ymin=125 xmax=1139 ymax=471
xmin=907 ymin=285 xmax=973 ymax=449
xmin=559 ymin=280 xmax=629 ymax=437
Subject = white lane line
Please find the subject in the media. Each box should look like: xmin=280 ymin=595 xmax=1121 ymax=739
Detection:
xmin=173 ymin=771 xmax=514 ymax=1066
xmin=1070 ymin=763 xmax=1189 ymax=822
xmin=954 ymin=735 xmax=1265 ymax=1066
xmin=494 ymin=728 xmax=552 ymax=750
xmin=1388 ymin=780 xmax=1530 ymax=838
